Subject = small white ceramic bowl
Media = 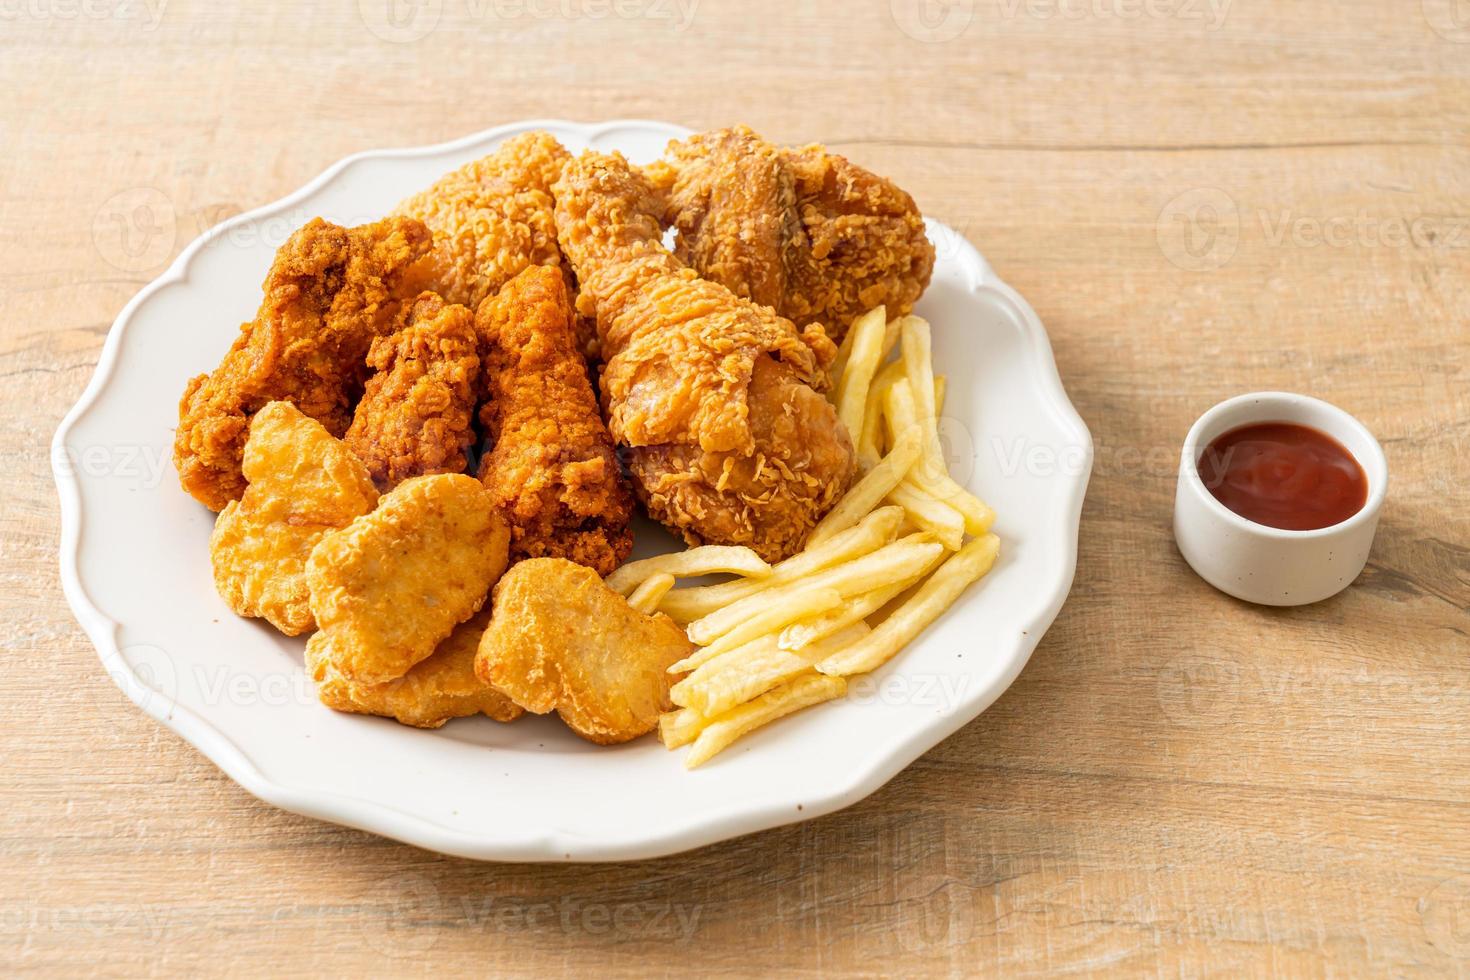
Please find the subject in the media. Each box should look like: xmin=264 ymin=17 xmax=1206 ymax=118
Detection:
xmin=1174 ymin=392 xmax=1388 ymax=607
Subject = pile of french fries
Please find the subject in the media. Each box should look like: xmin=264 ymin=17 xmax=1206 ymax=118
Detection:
xmin=605 ymin=307 xmax=1001 ymax=768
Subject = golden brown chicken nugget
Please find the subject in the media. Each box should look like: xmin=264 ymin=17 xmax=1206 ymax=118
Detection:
xmin=209 ymin=402 xmax=378 ymax=636
xmin=475 ymin=558 xmax=693 ymax=745
xmin=306 ymin=474 xmax=510 ymax=684
xmin=307 ymin=610 xmax=522 ymax=728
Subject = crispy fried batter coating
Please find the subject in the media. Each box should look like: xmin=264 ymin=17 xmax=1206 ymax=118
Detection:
xmin=476 ymin=266 xmax=634 ymax=575
xmin=344 ymin=292 xmax=480 ymax=492
xmin=307 ymin=609 xmax=522 ymax=728
xmin=650 ymin=126 xmax=935 ymax=341
xmin=553 ymin=150 xmax=855 ymax=561
xmin=209 ymin=402 xmax=378 ymax=636
xmin=306 ymin=474 xmax=510 ymax=684
xmin=393 ymin=131 xmax=573 ymax=312
xmin=624 ymin=354 xmax=856 ymax=559
xmin=475 ymin=558 xmax=692 ymax=745
xmin=175 ymin=216 xmax=431 ymax=511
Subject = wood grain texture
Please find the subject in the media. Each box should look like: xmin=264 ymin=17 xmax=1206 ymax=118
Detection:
xmin=4 ymin=0 xmax=1469 ymax=975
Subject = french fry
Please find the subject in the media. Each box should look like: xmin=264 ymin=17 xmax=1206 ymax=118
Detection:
xmin=776 ymin=575 xmax=911 ymax=652
xmin=675 ymin=622 xmax=869 ymax=717
xmin=817 ymin=533 xmax=1000 ymax=677
xmin=657 ymin=507 xmax=903 ymax=623
xmin=604 ymin=545 xmax=770 ymax=595
xmin=659 ymin=706 xmax=707 ymax=748
xmin=886 ymin=481 xmax=965 ymax=551
xmin=865 ymin=359 xmax=912 ymax=461
xmin=881 ymin=376 xmax=911 ymax=450
xmin=858 ymin=357 xmax=909 ymax=464
xmin=920 ymin=465 xmax=996 ymax=537
xmin=827 ymin=320 xmax=858 ymax=394
xmin=670 ymin=632 xmax=780 ymax=677
xmin=901 ymin=316 xmax=939 ymax=431
xmin=691 ymin=586 xmax=844 ymax=660
xmin=885 ymin=378 xmax=995 ymax=535
xmin=858 ymin=385 xmax=886 ymax=466
xmin=882 ymin=315 xmax=910 ymax=361
xmin=894 ymin=338 xmax=995 ymax=530
xmin=806 ymin=426 xmax=923 ymax=547
xmin=626 ymin=573 xmax=675 ymax=614
xmin=686 ymin=536 xmax=943 ymax=646
xmin=828 ymin=306 xmax=886 ymax=393
xmin=684 ymin=672 xmax=848 ymax=768
xmin=835 ymin=308 xmax=887 ymax=448
xmin=934 ymin=374 xmax=947 ymax=414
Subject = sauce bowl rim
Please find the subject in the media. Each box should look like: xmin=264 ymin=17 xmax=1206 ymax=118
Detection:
xmin=1179 ymin=390 xmax=1388 ymax=541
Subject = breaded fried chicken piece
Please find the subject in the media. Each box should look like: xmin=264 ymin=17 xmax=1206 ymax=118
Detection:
xmin=210 ymin=402 xmax=378 ymax=635
xmin=344 ymin=291 xmax=479 ymax=492
xmin=476 ymin=558 xmax=692 ymax=745
xmin=393 ymin=131 xmax=572 ymax=312
xmin=308 ymin=609 xmax=523 ymax=728
xmin=553 ymin=150 xmax=855 ymax=561
xmin=175 ymin=216 xmax=431 ymax=511
xmin=306 ymin=474 xmax=510 ymax=684
xmin=647 ymin=126 xmax=935 ymax=342
xmin=476 ymin=266 xmax=635 ymax=575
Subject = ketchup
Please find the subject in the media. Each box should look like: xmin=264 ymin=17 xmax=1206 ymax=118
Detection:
xmin=1197 ymin=422 xmax=1367 ymax=531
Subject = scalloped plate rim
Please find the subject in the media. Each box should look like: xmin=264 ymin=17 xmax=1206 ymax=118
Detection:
xmin=52 ymin=119 xmax=1091 ymax=862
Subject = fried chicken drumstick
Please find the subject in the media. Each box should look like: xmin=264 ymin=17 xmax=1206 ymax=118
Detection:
xmin=174 ymin=216 xmax=431 ymax=510
xmin=553 ymin=151 xmax=856 ymax=562
xmin=646 ymin=126 xmax=935 ymax=342
xmin=344 ymin=291 xmax=480 ymax=492
xmin=476 ymin=265 xmax=634 ymax=576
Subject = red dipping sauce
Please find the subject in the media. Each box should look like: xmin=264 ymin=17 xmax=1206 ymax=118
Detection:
xmin=1196 ymin=422 xmax=1367 ymax=531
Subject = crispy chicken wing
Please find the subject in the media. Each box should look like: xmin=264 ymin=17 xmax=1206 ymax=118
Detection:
xmin=175 ymin=216 xmax=431 ymax=511
xmin=393 ymin=131 xmax=573 ymax=312
xmin=475 ymin=558 xmax=692 ymax=744
xmin=306 ymin=474 xmax=509 ymax=684
xmin=209 ymin=402 xmax=379 ymax=635
xmin=476 ymin=266 xmax=634 ymax=575
xmin=647 ymin=126 xmax=935 ymax=342
xmin=308 ymin=609 xmax=523 ymax=728
xmin=344 ymin=291 xmax=479 ymax=492
xmin=553 ymin=150 xmax=855 ymax=561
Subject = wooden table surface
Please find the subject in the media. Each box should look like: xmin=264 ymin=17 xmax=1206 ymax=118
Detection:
xmin=5 ymin=1 xmax=1468 ymax=975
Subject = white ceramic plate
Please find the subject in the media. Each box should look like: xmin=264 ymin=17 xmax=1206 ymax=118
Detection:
xmin=54 ymin=120 xmax=1091 ymax=861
